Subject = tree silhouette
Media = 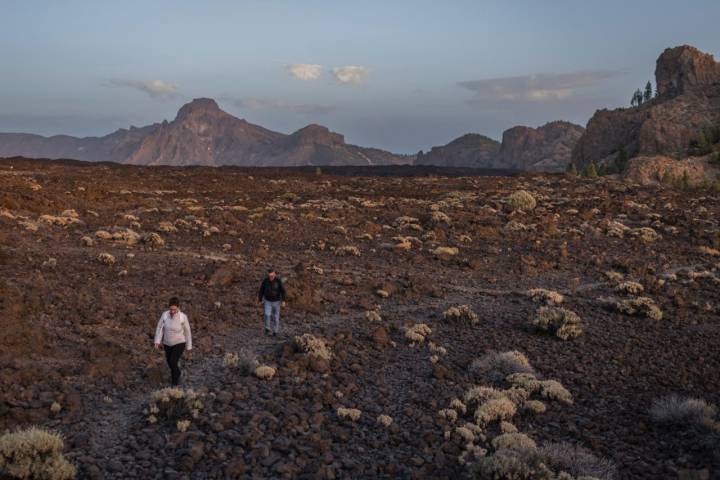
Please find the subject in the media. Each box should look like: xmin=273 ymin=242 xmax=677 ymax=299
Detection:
xmin=643 ymin=81 xmax=653 ymax=103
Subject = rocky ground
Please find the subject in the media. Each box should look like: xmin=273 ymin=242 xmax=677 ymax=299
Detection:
xmin=1 ymin=157 xmax=719 ymax=479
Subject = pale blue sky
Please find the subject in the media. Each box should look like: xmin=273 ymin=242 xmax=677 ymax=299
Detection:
xmin=1 ymin=0 xmax=718 ymax=152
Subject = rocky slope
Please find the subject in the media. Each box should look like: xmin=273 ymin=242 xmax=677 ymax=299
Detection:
xmin=415 ymin=134 xmax=500 ymax=168
xmin=416 ymin=121 xmax=583 ymax=172
xmin=572 ymin=45 xmax=720 ymax=169
xmin=0 ymin=99 xmax=410 ymax=167
xmin=496 ymin=121 xmax=584 ymax=171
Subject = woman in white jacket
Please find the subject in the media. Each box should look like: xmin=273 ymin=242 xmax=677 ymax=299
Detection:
xmin=154 ymin=297 xmax=192 ymax=386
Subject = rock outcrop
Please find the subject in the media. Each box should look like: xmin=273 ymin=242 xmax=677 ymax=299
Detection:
xmin=415 ymin=121 xmax=583 ymax=172
xmin=414 ymin=134 xmax=500 ymax=168
xmin=496 ymin=121 xmax=584 ymax=171
xmin=572 ymin=45 xmax=720 ymax=169
xmin=0 ymin=98 xmax=410 ymax=167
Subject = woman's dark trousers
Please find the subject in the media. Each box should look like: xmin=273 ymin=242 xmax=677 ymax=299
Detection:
xmin=163 ymin=343 xmax=186 ymax=386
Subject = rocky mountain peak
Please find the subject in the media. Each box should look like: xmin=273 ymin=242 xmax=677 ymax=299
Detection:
xmin=174 ymin=98 xmax=223 ymax=121
xmin=655 ymin=45 xmax=720 ymax=98
xmin=290 ymin=124 xmax=345 ymax=146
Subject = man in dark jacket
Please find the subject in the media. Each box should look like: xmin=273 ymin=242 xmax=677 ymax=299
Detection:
xmin=258 ymin=268 xmax=286 ymax=336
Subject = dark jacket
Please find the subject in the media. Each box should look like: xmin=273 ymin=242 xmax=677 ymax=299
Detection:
xmin=258 ymin=277 xmax=286 ymax=302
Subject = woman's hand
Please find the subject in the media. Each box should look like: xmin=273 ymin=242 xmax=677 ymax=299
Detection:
xmin=154 ymin=343 xmax=160 ymax=350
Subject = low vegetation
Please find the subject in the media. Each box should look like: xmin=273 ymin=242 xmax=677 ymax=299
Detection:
xmin=0 ymin=427 xmax=76 ymax=480
xmin=530 ymin=306 xmax=583 ymax=340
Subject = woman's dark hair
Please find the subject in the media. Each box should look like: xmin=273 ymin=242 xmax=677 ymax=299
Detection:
xmin=169 ymin=297 xmax=180 ymax=307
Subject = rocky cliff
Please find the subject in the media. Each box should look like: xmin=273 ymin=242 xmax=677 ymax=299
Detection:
xmin=572 ymin=45 xmax=720 ymax=169
xmin=414 ymin=134 xmax=500 ymax=168
xmin=0 ymin=98 xmax=410 ymax=167
xmin=415 ymin=121 xmax=583 ymax=171
xmin=496 ymin=121 xmax=584 ymax=171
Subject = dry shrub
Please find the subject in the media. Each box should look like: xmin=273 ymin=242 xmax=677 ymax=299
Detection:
xmin=539 ymin=380 xmax=573 ymax=405
xmin=500 ymin=421 xmax=518 ymax=434
xmin=377 ymin=414 xmax=393 ymax=427
xmin=433 ymin=246 xmax=459 ymax=258
xmin=0 ymin=427 xmax=76 ymax=480
xmin=405 ymin=323 xmax=432 ymax=343
xmin=506 ymin=373 xmax=541 ymax=394
xmin=474 ymin=397 xmax=517 ymax=425
xmin=438 ymin=408 xmax=459 ymax=422
xmin=615 ymin=297 xmax=663 ymax=320
xmin=455 ymin=426 xmax=476 ymax=443
xmin=146 ymin=388 xmax=203 ymax=423
xmin=615 ymin=281 xmax=643 ymax=294
xmin=472 ymin=442 xmax=616 ymax=480
xmin=650 ymin=394 xmax=717 ymax=426
xmin=365 ymin=310 xmax=382 ymax=322
xmin=443 ymin=305 xmax=479 ymax=325
xmin=335 ymin=245 xmax=361 ymax=256
xmin=337 ymin=407 xmax=361 ymax=422
xmin=142 ymin=232 xmax=165 ymax=248
xmin=470 ymin=350 xmax=535 ymax=382
xmin=223 ymin=349 xmax=258 ymax=376
xmin=523 ymin=400 xmax=547 ymax=414
xmin=464 ymin=386 xmax=505 ymax=405
xmin=293 ymin=334 xmax=332 ymax=360
xmin=255 ymin=365 xmax=276 ymax=380
xmin=450 ymin=398 xmax=468 ymax=414
xmin=491 ymin=432 xmax=536 ymax=451
xmin=530 ymin=306 xmax=583 ymax=340
xmin=527 ymin=288 xmax=564 ymax=305
xmin=176 ymin=420 xmax=191 ymax=432
xmin=507 ymin=190 xmax=537 ymax=212
xmin=96 ymin=252 xmax=115 ymax=265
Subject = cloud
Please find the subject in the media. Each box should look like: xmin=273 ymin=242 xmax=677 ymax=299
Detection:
xmin=284 ymin=64 xmax=323 ymax=81
xmin=458 ymin=71 xmax=618 ymax=103
xmin=106 ymin=79 xmax=178 ymax=99
xmin=332 ymin=66 xmax=369 ymax=86
xmin=229 ymin=97 xmax=336 ymax=115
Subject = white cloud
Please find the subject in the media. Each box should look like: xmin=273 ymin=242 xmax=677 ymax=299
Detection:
xmin=458 ymin=71 xmax=618 ymax=103
xmin=107 ymin=79 xmax=178 ymax=99
xmin=230 ymin=97 xmax=336 ymax=115
xmin=331 ymin=66 xmax=369 ymax=86
xmin=284 ymin=64 xmax=323 ymax=81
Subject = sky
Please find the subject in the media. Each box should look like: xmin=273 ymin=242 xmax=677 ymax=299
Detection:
xmin=0 ymin=0 xmax=718 ymax=153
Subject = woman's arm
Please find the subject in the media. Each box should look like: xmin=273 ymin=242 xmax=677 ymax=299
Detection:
xmin=153 ymin=313 xmax=165 ymax=348
xmin=183 ymin=314 xmax=193 ymax=351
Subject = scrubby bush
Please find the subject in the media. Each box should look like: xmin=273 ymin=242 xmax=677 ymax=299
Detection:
xmin=96 ymin=252 xmax=115 ymax=265
xmin=530 ymin=307 xmax=583 ymax=341
xmin=507 ymin=190 xmax=537 ymax=212
xmin=492 ymin=432 xmax=537 ymax=451
xmin=506 ymin=373 xmax=541 ymax=394
xmin=255 ymin=365 xmax=276 ymax=380
xmin=377 ymin=414 xmax=393 ymax=427
xmin=470 ymin=351 xmax=535 ymax=382
xmin=443 ymin=305 xmax=479 ymax=325
xmin=293 ymin=334 xmax=332 ymax=360
xmin=438 ymin=408 xmax=459 ymax=422
xmin=527 ymin=288 xmax=564 ymax=305
xmin=523 ymin=400 xmax=547 ymax=414
xmin=0 ymin=427 xmax=76 ymax=480
xmin=539 ymin=380 xmax=573 ymax=405
xmin=223 ymin=349 xmax=258 ymax=376
xmin=405 ymin=323 xmax=432 ymax=343
xmin=472 ymin=442 xmax=616 ymax=480
xmin=335 ymin=245 xmax=361 ymax=256
xmin=474 ymin=397 xmax=517 ymax=425
xmin=146 ymin=388 xmax=203 ymax=424
xmin=650 ymin=394 xmax=717 ymax=426
xmin=615 ymin=297 xmax=663 ymax=320
xmin=337 ymin=407 xmax=361 ymax=422
xmin=615 ymin=281 xmax=644 ymax=294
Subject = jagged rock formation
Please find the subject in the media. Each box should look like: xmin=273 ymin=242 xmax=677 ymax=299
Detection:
xmin=572 ymin=45 xmax=720 ymax=169
xmin=415 ymin=122 xmax=583 ymax=172
xmin=414 ymin=134 xmax=500 ymax=168
xmin=0 ymin=98 xmax=410 ymax=166
xmin=496 ymin=121 xmax=584 ymax=171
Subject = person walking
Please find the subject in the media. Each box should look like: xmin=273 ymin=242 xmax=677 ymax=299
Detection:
xmin=257 ymin=268 xmax=286 ymax=336
xmin=154 ymin=297 xmax=192 ymax=386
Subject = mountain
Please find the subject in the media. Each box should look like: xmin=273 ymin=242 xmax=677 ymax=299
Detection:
xmin=415 ymin=121 xmax=584 ymax=172
xmin=414 ymin=134 xmax=500 ymax=168
xmin=0 ymin=98 xmax=410 ymax=167
xmin=572 ymin=45 xmax=720 ymax=169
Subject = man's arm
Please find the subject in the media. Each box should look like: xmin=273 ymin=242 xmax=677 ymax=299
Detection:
xmin=279 ymin=279 xmax=287 ymax=301
xmin=258 ymin=280 xmax=266 ymax=302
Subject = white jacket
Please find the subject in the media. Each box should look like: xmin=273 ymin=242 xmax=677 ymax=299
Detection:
xmin=154 ymin=310 xmax=192 ymax=350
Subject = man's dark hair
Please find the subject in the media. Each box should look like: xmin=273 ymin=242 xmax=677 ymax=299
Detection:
xmin=267 ymin=268 xmax=276 ymax=273
xmin=169 ymin=297 xmax=180 ymax=307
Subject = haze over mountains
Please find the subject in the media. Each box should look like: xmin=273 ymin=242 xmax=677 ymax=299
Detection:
xmin=1 ymin=45 xmax=718 ymax=173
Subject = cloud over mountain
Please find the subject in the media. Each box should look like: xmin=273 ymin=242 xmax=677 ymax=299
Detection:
xmin=284 ymin=64 xmax=323 ymax=81
xmin=332 ymin=66 xmax=369 ymax=86
xmin=107 ymin=79 xmax=178 ymax=99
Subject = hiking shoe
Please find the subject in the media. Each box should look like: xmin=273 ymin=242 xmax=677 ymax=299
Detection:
xmin=272 ymin=332 xmax=278 ymax=337
xmin=264 ymin=329 xmax=270 ymax=336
